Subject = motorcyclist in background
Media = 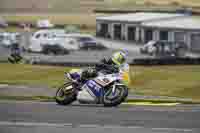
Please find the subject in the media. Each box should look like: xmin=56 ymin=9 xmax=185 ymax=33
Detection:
xmin=8 ymin=42 xmax=23 ymax=64
xmin=80 ymin=49 xmax=129 ymax=83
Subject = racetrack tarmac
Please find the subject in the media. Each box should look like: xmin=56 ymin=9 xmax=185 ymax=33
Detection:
xmin=0 ymin=101 xmax=199 ymax=133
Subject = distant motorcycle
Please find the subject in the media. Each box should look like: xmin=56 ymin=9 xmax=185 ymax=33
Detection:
xmin=8 ymin=43 xmax=23 ymax=64
xmin=55 ymin=66 xmax=129 ymax=107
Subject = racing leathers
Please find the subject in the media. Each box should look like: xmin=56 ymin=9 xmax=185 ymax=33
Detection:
xmin=80 ymin=58 xmax=119 ymax=82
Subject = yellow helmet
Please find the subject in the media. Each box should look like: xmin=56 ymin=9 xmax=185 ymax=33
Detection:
xmin=112 ymin=49 xmax=128 ymax=66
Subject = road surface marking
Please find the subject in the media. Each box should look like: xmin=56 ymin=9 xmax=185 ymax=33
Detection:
xmin=79 ymin=124 xmax=101 ymax=128
xmin=122 ymin=102 xmax=180 ymax=106
xmin=0 ymin=84 xmax=9 ymax=87
xmin=0 ymin=121 xmax=72 ymax=127
xmin=0 ymin=121 xmax=193 ymax=132
xmin=152 ymin=127 xmax=193 ymax=132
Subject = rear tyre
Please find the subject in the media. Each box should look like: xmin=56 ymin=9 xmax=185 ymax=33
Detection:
xmin=103 ymin=85 xmax=128 ymax=107
xmin=55 ymin=82 xmax=77 ymax=105
xmin=42 ymin=46 xmax=51 ymax=55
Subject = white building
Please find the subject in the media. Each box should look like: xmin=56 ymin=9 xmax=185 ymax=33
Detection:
xmin=142 ymin=17 xmax=200 ymax=51
xmin=96 ymin=12 xmax=200 ymax=52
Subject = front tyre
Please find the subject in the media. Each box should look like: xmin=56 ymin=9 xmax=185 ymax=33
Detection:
xmin=55 ymin=82 xmax=77 ymax=105
xmin=103 ymin=85 xmax=128 ymax=107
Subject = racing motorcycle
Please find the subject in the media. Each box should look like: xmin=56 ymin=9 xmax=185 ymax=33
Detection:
xmin=55 ymin=65 xmax=129 ymax=107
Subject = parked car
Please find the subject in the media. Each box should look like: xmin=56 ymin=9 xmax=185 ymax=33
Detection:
xmin=65 ymin=33 xmax=107 ymax=50
xmin=0 ymin=32 xmax=11 ymax=47
xmin=0 ymin=17 xmax=8 ymax=28
xmin=0 ymin=32 xmax=21 ymax=48
xmin=42 ymin=44 xmax=69 ymax=55
xmin=140 ymin=40 xmax=156 ymax=55
xmin=36 ymin=19 xmax=54 ymax=29
xmin=140 ymin=40 xmax=188 ymax=57
xmin=29 ymin=29 xmax=79 ymax=54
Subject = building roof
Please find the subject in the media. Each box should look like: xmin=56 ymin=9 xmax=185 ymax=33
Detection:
xmin=142 ymin=17 xmax=200 ymax=30
xmin=96 ymin=12 xmax=185 ymax=23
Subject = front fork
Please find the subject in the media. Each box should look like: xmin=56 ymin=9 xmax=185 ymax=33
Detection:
xmin=112 ymin=83 xmax=127 ymax=96
xmin=112 ymin=84 xmax=116 ymax=95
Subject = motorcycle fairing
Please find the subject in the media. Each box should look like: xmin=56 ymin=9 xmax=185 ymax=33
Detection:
xmin=94 ymin=73 xmax=121 ymax=87
xmin=84 ymin=80 xmax=103 ymax=97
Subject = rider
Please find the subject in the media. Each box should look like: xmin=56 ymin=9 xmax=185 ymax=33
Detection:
xmin=81 ymin=49 xmax=129 ymax=82
xmin=8 ymin=42 xmax=23 ymax=64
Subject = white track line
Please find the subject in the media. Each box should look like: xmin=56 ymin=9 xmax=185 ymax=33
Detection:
xmin=122 ymin=102 xmax=180 ymax=106
xmin=0 ymin=121 xmax=193 ymax=132
xmin=0 ymin=84 xmax=9 ymax=87
xmin=151 ymin=127 xmax=193 ymax=132
xmin=0 ymin=121 xmax=72 ymax=127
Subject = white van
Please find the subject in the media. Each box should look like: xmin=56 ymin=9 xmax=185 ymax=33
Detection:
xmin=64 ymin=33 xmax=106 ymax=50
xmin=29 ymin=29 xmax=79 ymax=52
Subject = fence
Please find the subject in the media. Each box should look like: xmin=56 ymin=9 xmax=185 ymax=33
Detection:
xmin=30 ymin=57 xmax=200 ymax=67
xmin=132 ymin=57 xmax=200 ymax=65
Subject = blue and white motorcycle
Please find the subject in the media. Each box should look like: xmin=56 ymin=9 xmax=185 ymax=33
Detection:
xmin=55 ymin=65 xmax=129 ymax=107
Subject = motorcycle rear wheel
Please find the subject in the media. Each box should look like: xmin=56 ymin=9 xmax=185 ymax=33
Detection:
xmin=103 ymin=85 xmax=128 ymax=107
xmin=55 ymin=82 xmax=76 ymax=105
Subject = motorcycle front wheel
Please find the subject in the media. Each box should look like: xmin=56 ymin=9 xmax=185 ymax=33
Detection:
xmin=103 ymin=85 xmax=128 ymax=107
xmin=55 ymin=82 xmax=77 ymax=105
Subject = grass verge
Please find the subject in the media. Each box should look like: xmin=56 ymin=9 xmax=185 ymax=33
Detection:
xmin=0 ymin=63 xmax=68 ymax=88
xmin=1 ymin=63 xmax=200 ymax=101
xmin=129 ymin=65 xmax=200 ymax=101
xmin=126 ymin=99 xmax=200 ymax=104
xmin=2 ymin=13 xmax=98 ymax=28
xmin=2 ymin=13 xmax=98 ymax=34
xmin=3 ymin=26 xmax=96 ymax=35
xmin=0 ymin=95 xmax=54 ymax=102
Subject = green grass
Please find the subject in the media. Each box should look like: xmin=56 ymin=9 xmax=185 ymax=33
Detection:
xmin=0 ymin=63 xmax=68 ymax=88
xmin=0 ymin=0 xmax=106 ymax=13
xmin=1 ymin=63 xmax=200 ymax=101
xmin=2 ymin=1 xmax=200 ymax=34
xmin=2 ymin=14 xmax=98 ymax=28
xmin=2 ymin=13 xmax=98 ymax=33
xmin=3 ymin=26 xmax=96 ymax=35
xmin=3 ymin=26 xmax=37 ymax=33
xmin=1 ymin=0 xmax=200 ymax=15
xmin=0 ymin=95 xmax=54 ymax=102
xmin=129 ymin=65 xmax=200 ymax=100
xmin=108 ymin=0 xmax=200 ymax=7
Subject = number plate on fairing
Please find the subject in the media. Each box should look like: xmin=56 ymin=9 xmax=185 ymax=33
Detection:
xmin=94 ymin=76 xmax=113 ymax=87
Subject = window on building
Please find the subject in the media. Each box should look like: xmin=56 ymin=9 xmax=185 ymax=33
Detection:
xmin=35 ymin=34 xmax=41 ymax=39
xmin=159 ymin=30 xmax=168 ymax=41
xmin=114 ymin=24 xmax=122 ymax=40
xmin=128 ymin=26 xmax=136 ymax=41
xmin=145 ymin=29 xmax=153 ymax=43
xmin=99 ymin=23 xmax=109 ymax=38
